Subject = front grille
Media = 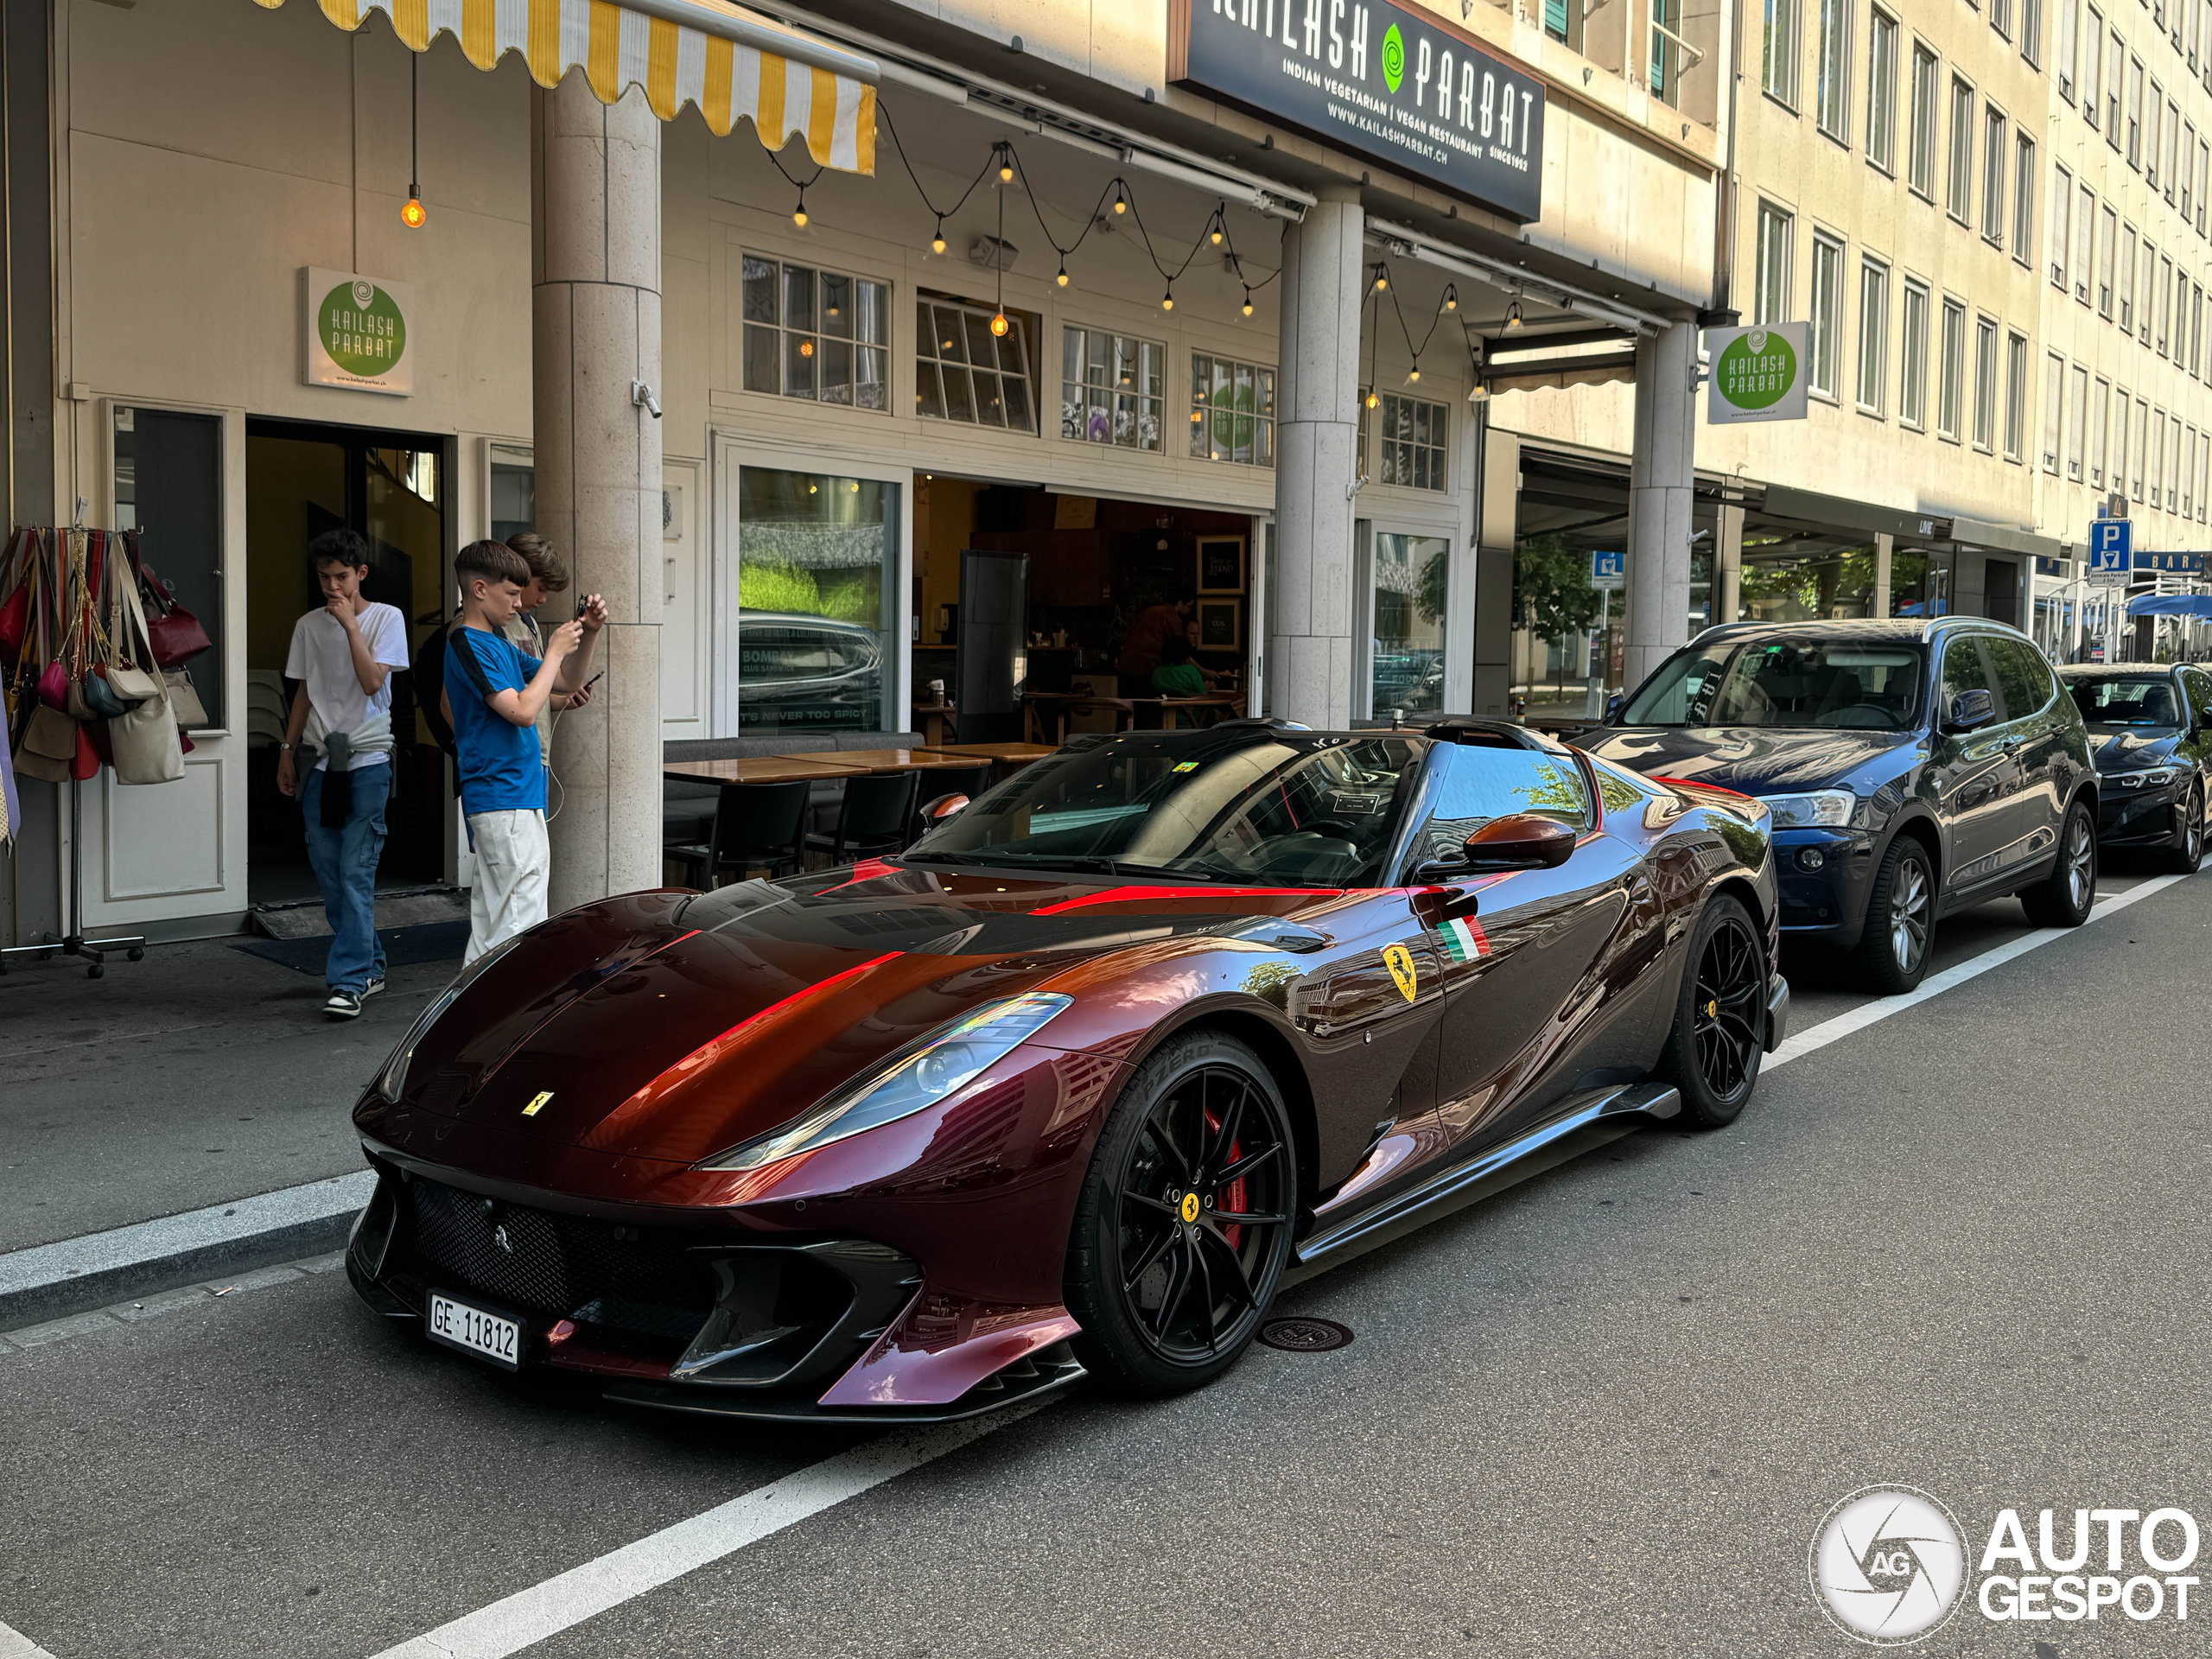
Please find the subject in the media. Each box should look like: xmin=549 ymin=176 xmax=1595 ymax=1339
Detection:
xmin=398 ymin=1178 xmax=718 ymax=1340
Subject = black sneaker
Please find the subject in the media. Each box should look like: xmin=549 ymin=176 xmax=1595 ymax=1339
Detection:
xmin=323 ymin=990 xmax=364 ymax=1020
xmin=361 ymin=976 xmax=385 ymax=1001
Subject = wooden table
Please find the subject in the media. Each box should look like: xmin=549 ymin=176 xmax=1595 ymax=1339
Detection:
xmin=663 ymin=755 xmax=868 ymax=785
xmin=921 ymin=742 xmax=1056 ymax=764
xmin=783 ymin=747 xmax=980 ymax=773
xmin=911 ymin=699 xmax=956 ymax=747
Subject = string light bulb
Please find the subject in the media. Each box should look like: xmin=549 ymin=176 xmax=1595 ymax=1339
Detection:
xmin=1372 ymin=270 xmax=1388 ymax=292
xmin=1056 ymin=263 xmax=1070 ymax=287
xmin=1161 ymin=287 xmax=1174 ymax=311
xmin=400 ymin=54 xmax=425 ymax=229
xmin=1443 ymin=284 xmax=1459 ymax=311
xmin=1504 ymin=297 xmax=1524 ymax=332
xmin=401 ymin=191 xmax=427 ymax=230
xmin=990 ymin=311 xmax=1010 ymax=337
xmin=1112 ymin=184 xmax=1128 ymax=214
xmin=1408 ymin=365 xmax=1421 ymax=383
xmin=792 ymin=189 xmax=808 ymax=228
xmin=1209 ymin=211 xmax=1224 ymax=246
xmin=998 ymin=148 xmax=1014 ymax=183
xmin=1241 ymin=288 xmax=1254 ymax=317
xmin=1364 ymin=389 xmax=1381 ymax=409
xmin=931 ymin=218 xmax=946 ymax=254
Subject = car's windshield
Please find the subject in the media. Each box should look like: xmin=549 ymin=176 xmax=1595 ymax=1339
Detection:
xmin=1621 ymin=637 xmax=1927 ymax=729
xmin=2066 ymin=675 xmax=2183 ymax=727
xmin=904 ymin=731 xmax=1421 ymax=887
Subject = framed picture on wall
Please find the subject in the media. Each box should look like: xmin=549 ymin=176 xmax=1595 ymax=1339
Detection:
xmin=1196 ymin=535 xmax=1246 ymax=594
xmin=1196 ymin=597 xmax=1242 ymax=652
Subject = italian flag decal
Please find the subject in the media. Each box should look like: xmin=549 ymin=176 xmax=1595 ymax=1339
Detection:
xmin=1437 ymin=915 xmax=1490 ymax=963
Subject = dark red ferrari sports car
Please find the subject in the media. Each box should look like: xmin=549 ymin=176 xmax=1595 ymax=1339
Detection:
xmin=348 ymin=718 xmax=1787 ymax=1421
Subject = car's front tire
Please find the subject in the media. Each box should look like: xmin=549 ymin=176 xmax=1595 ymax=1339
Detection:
xmin=2159 ymin=783 xmax=2205 ymax=874
xmin=1064 ymin=1030 xmax=1297 ymax=1396
xmin=1849 ymin=835 xmax=1934 ymax=995
xmin=1659 ymin=894 xmax=1766 ymax=1128
xmin=2021 ymin=798 xmax=2098 ymax=927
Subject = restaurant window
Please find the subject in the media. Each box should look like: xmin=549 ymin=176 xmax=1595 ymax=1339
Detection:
xmin=1378 ymin=394 xmax=1449 ymax=490
xmin=1817 ymin=0 xmax=1853 ymax=136
xmin=741 ymin=256 xmax=889 ymax=410
xmin=1867 ymin=10 xmax=1898 ymax=168
xmin=734 ymin=467 xmax=895 ymax=734
xmin=113 ymin=405 xmax=222 ymax=728
xmin=1900 ymin=279 xmax=1930 ymax=428
xmin=2092 ymin=377 xmax=2111 ymax=486
xmin=1858 ymin=257 xmax=1890 ymax=413
xmin=1809 ymin=235 xmax=1846 ymax=396
xmin=1908 ymin=45 xmax=1940 ymax=197
xmin=1981 ymin=109 xmax=2008 ymax=244
xmin=1190 ymin=353 xmax=1277 ymax=467
xmin=1938 ymin=298 xmax=1967 ymax=439
xmin=2041 ymin=353 xmax=2064 ymax=472
xmin=2068 ymin=363 xmax=2089 ymax=477
xmin=1764 ymin=0 xmax=1802 ymax=104
xmin=1974 ymin=316 xmax=2000 ymax=450
xmin=1947 ymin=78 xmax=1976 ymax=223
xmin=1369 ymin=533 xmax=1449 ymax=720
xmin=1756 ymin=200 xmax=1796 ymax=322
xmin=1061 ymin=327 xmax=1163 ymax=451
xmin=917 ymin=295 xmax=1036 ymax=432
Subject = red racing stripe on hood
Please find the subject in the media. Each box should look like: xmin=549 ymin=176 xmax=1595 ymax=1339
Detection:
xmin=1029 ymin=886 xmax=1343 ymax=915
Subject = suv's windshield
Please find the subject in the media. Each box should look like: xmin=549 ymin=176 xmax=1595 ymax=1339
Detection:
xmin=1621 ymin=637 xmax=1927 ymax=729
xmin=2067 ymin=675 xmax=2183 ymax=726
xmin=905 ymin=731 xmax=1421 ymax=887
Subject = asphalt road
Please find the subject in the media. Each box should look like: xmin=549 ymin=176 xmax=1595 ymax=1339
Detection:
xmin=5 ymin=865 xmax=2210 ymax=1657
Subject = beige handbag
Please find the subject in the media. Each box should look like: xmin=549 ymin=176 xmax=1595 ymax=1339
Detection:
xmin=106 ymin=551 xmax=181 ymax=785
xmin=162 ymin=668 xmax=208 ymax=729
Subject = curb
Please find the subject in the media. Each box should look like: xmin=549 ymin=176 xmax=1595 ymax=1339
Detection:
xmin=0 ymin=1172 xmax=376 ymax=1333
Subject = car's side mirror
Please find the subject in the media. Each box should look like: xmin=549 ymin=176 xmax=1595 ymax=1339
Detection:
xmin=1605 ymin=691 xmax=1626 ymax=723
xmin=919 ymin=791 xmax=970 ymax=825
xmin=1463 ymin=813 xmax=1579 ymax=872
xmin=1942 ymin=689 xmax=1997 ymax=734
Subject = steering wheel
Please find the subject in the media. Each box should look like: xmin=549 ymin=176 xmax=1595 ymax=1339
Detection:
xmin=1826 ymin=703 xmax=1904 ymax=730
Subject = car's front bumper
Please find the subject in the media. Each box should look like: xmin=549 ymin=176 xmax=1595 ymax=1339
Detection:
xmin=2094 ymin=781 xmax=2185 ymax=846
xmin=1773 ymin=829 xmax=1879 ymax=949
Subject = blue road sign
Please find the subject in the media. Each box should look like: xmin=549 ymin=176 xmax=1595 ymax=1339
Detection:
xmin=1591 ymin=549 xmax=1625 ymax=587
xmin=2088 ymin=519 xmax=2133 ymax=571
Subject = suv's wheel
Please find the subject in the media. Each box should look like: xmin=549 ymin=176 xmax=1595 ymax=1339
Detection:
xmin=2021 ymin=798 xmax=2098 ymax=927
xmin=1659 ymin=894 xmax=1766 ymax=1129
xmin=1065 ymin=1030 xmax=1297 ymax=1396
xmin=2160 ymin=783 xmax=2205 ymax=874
xmin=1849 ymin=835 xmax=1934 ymax=995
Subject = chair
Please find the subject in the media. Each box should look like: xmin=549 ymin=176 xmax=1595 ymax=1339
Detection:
xmin=807 ymin=770 xmax=923 ymax=864
xmin=915 ymin=764 xmax=994 ymax=839
xmin=666 ymin=780 xmax=810 ymax=888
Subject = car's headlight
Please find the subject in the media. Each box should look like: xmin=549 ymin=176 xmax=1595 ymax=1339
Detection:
xmin=696 ymin=992 xmax=1073 ymax=1173
xmin=372 ymin=932 xmax=528 ymax=1103
xmin=1758 ymin=789 xmax=1857 ymax=829
xmin=2111 ymin=767 xmax=2178 ymax=790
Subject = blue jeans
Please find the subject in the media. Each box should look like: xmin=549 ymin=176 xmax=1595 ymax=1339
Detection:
xmin=302 ymin=760 xmax=390 ymax=993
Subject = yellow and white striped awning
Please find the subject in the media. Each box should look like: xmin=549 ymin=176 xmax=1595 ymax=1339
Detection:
xmin=256 ymin=0 xmax=877 ymax=173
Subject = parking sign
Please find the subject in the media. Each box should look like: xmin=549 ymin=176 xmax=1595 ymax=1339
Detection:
xmin=2088 ymin=518 xmax=2132 ymax=573
xmin=1591 ymin=549 xmax=1625 ymax=589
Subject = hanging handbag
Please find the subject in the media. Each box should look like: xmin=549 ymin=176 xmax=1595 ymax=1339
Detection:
xmin=94 ymin=538 xmax=156 ymax=707
xmin=162 ymin=668 xmax=208 ymax=728
xmin=107 ymin=543 xmax=181 ymax=785
xmin=132 ymin=544 xmax=212 ymax=667
xmin=0 ymin=528 xmax=35 ymax=664
xmin=82 ymin=665 xmax=131 ymax=719
xmin=70 ymin=720 xmax=100 ymax=781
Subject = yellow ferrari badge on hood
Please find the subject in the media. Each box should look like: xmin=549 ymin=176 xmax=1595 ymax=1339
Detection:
xmin=1383 ymin=944 xmax=1417 ymax=1002
xmin=522 ymin=1090 xmax=554 ymax=1117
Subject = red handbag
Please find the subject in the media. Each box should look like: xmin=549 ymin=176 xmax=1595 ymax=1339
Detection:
xmin=0 ymin=586 xmax=25 ymax=664
xmin=70 ymin=720 xmax=100 ymax=780
xmin=133 ymin=546 xmax=212 ymax=668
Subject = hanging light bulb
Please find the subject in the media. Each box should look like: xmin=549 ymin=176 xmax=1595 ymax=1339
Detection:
xmin=1161 ymin=287 xmax=1174 ymax=311
xmin=1373 ymin=269 xmax=1388 ymax=292
xmin=1443 ymin=284 xmax=1459 ymax=312
xmin=401 ymin=188 xmax=427 ymax=230
xmin=792 ymin=189 xmax=809 ymax=228
xmin=931 ymin=218 xmax=946 ymax=254
xmin=400 ymin=56 xmax=426 ymax=229
xmin=1056 ymin=263 xmax=1070 ymax=287
xmin=998 ymin=147 xmax=1014 ymax=183
xmin=990 ymin=311 xmax=1010 ymax=337
xmin=1209 ymin=211 xmax=1224 ymax=246
xmin=1241 ymin=288 xmax=1254 ymax=317
xmin=1112 ymin=184 xmax=1128 ymax=214
xmin=1364 ymin=388 xmax=1380 ymax=409
xmin=1408 ymin=365 xmax=1421 ymax=383
xmin=1504 ymin=298 xmax=1524 ymax=332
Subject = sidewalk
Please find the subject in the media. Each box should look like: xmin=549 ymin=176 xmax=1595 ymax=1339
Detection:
xmin=0 ymin=927 xmax=458 ymax=1325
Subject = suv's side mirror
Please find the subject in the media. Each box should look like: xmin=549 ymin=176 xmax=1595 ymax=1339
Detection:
xmin=1942 ymin=689 xmax=1997 ymax=734
xmin=1463 ymin=813 xmax=1579 ymax=872
xmin=1605 ymin=692 xmax=1626 ymax=723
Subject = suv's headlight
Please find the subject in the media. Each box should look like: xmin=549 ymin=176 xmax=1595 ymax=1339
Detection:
xmin=1758 ymin=789 xmax=1856 ymax=829
xmin=2111 ymin=766 xmax=2179 ymax=790
xmin=696 ymin=993 xmax=1073 ymax=1173
xmin=372 ymin=932 xmax=528 ymax=1103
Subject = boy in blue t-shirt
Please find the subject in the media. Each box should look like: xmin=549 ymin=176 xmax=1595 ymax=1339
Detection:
xmin=444 ymin=538 xmax=603 ymax=963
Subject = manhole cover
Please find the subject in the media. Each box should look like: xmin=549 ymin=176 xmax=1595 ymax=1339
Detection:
xmin=1257 ymin=1316 xmax=1353 ymax=1352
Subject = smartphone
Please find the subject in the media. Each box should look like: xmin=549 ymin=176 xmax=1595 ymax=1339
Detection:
xmin=580 ymin=670 xmax=605 ymax=691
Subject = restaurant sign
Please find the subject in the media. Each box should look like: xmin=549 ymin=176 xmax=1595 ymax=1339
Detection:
xmin=302 ymin=268 xmax=413 ymax=397
xmin=1170 ymin=0 xmax=1545 ymax=223
xmin=1705 ymin=323 xmax=1808 ymax=424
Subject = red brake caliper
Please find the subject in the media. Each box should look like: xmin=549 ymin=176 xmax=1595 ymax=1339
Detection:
xmin=1203 ymin=1107 xmax=1246 ymax=1252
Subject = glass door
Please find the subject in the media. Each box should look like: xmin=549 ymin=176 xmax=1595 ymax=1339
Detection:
xmin=1367 ymin=531 xmax=1451 ymax=723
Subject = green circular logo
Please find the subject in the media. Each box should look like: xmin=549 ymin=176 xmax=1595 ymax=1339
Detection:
xmin=1382 ymin=23 xmax=1406 ymax=92
xmin=1716 ymin=328 xmax=1795 ymax=410
xmin=319 ymin=279 xmax=406 ymax=378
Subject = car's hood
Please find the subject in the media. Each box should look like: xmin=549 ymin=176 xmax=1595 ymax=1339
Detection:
xmin=378 ymin=865 xmax=1331 ymax=1166
xmin=2088 ymin=727 xmax=2183 ymax=769
xmin=1582 ymin=726 xmax=1919 ymax=793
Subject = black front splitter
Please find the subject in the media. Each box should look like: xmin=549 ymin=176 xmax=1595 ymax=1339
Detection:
xmin=601 ymin=1361 xmax=1088 ymax=1426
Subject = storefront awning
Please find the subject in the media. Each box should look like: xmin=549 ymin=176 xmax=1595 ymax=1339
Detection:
xmin=2126 ymin=592 xmax=2212 ymax=618
xmin=258 ymin=0 xmax=877 ymax=172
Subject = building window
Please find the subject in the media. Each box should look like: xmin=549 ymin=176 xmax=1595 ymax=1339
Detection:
xmin=2142 ymin=242 xmax=2158 ymax=344
xmin=2198 ymin=435 xmax=2209 ymax=522
xmin=2091 ymin=376 xmax=2111 ymax=485
xmin=2134 ymin=397 xmax=2150 ymax=499
xmin=1938 ymin=297 xmax=1967 ymax=439
xmin=1061 ymin=327 xmax=1164 ymax=451
xmin=1867 ymin=10 xmax=1898 ymax=168
xmin=1376 ymin=394 xmax=1449 ymax=490
xmin=2148 ymin=79 xmax=2164 ymax=188
xmin=1817 ymin=0 xmax=1853 ymax=136
xmin=1980 ymin=110 xmax=2008 ymax=244
xmin=1908 ymin=45 xmax=1941 ymax=197
xmin=2113 ymin=384 xmax=2132 ymax=491
xmin=2057 ymin=0 xmax=2078 ymax=96
xmin=916 ymin=296 xmax=1036 ymax=431
xmin=2099 ymin=205 xmax=2118 ymax=315
xmin=2183 ymin=122 xmax=2197 ymax=221
xmin=2169 ymin=414 xmax=2183 ymax=509
xmin=1993 ymin=0 xmax=2013 ymax=38
xmin=2128 ymin=56 xmax=2144 ymax=168
xmin=2167 ymin=100 xmax=2182 ymax=200
xmin=1764 ymin=0 xmax=1802 ymax=103
xmin=2108 ymin=30 xmax=2125 ymax=145
xmin=2041 ymin=352 xmax=2064 ymax=471
xmin=1900 ymin=280 xmax=1930 ymax=428
xmin=2120 ymin=226 xmax=2138 ymax=329
xmin=741 ymin=257 xmax=891 ymax=409
xmin=733 ymin=467 xmax=896 ymax=734
xmin=2068 ymin=363 xmax=2089 ymax=477
xmin=2085 ymin=9 xmax=2105 ymax=123
xmin=1190 ymin=353 xmax=1276 ymax=467
xmin=2187 ymin=427 xmax=2197 ymax=518
xmin=1947 ymin=79 xmax=1976 ymax=222
xmin=1809 ymin=234 xmax=1846 ymax=395
xmin=2050 ymin=165 xmax=2073 ymax=289
xmin=2197 ymin=139 xmax=2209 ymax=233
xmin=2013 ymin=136 xmax=2037 ymax=264
xmin=2010 ymin=334 xmax=2033 ymax=462
xmin=1857 ymin=258 xmax=1890 ymax=413
xmin=2161 ymin=252 xmax=2176 ymax=353
xmin=2022 ymin=0 xmax=2042 ymax=65
xmin=2075 ymin=184 xmax=2095 ymax=304
xmin=2193 ymin=281 xmax=2204 ymax=377
xmin=1974 ymin=316 xmax=2000 ymax=450
xmin=1756 ymin=201 xmax=1796 ymax=323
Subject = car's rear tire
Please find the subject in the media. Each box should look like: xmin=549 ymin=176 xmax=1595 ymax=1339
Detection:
xmin=2159 ymin=784 xmax=2205 ymax=874
xmin=2021 ymin=798 xmax=2098 ymax=927
xmin=1658 ymin=894 xmax=1766 ymax=1130
xmin=1848 ymin=835 xmax=1934 ymax=995
xmin=1064 ymin=1030 xmax=1297 ymax=1396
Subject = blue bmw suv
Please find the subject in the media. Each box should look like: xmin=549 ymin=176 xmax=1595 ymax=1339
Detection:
xmin=1581 ymin=618 xmax=2101 ymax=993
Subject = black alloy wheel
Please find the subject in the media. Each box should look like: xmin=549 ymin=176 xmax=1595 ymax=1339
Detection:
xmin=2021 ymin=798 xmax=2098 ymax=927
xmin=2162 ymin=784 xmax=2205 ymax=874
xmin=1661 ymin=894 xmax=1766 ymax=1129
xmin=1065 ymin=1031 xmax=1297 ymax=1395
xmin=1850 ymin=836 xmax=1934 ymax=995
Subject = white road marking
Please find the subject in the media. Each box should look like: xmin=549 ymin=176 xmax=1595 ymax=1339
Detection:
xmin=368 ymin=1408 xmax=1046 ymax=1659
xmin=0 ymin=1619 xmax=60 ymax=1658
xmin=1767 ymin=873 xmax=2186 ymax=1073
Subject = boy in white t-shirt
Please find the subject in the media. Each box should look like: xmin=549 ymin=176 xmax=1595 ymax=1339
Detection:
xmin=276 ymin=529 xmax=412 ymax=1018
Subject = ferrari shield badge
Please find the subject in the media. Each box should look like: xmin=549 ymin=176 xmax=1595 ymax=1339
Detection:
xmin=1382 ymin=944 xmax=1418 ymax=1002
xmin=521 ymin=1090 xmax=554 ymax=1117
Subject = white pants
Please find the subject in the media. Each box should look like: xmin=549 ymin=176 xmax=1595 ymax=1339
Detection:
xmin=467 ymin=808 xmax=549 ymax=964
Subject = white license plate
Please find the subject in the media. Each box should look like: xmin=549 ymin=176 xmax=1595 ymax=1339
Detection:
xmin=426 ymin=1292 xmax=522 ymax=1370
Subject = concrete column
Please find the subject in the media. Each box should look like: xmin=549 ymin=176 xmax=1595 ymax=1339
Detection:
xmin=1623 ymin=320 xmax=1699 ymax=690
xmin=1441 ymin=397 xmax=1482 ymax=715
xmin=1716 ymin=499 xmax=1745 ymax=625
xmin=1268 ymin=184 xmax=1363 ymax=729
xmin=1474 ymin=424 xmax=1518 ymax=717
xmin=535 ymin=71 xmax=664 ymax=912
xmin=1873 ymin=531 xmax=1893 ymax=617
